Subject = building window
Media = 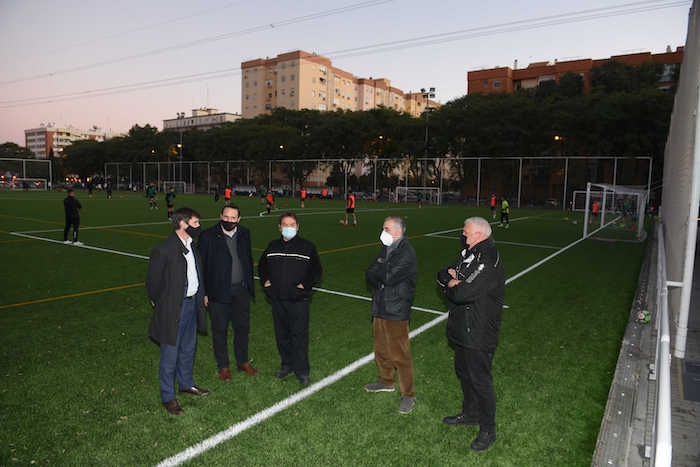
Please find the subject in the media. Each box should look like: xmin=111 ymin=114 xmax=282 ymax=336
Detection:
xmin=268 ymin=93 xmax=272 ymax=99
xmin=319 ymin=77 xmax=326 ymax=84
xmin=265 ymin=104 xmax=271 ymax=110
xmin=245 ymin=82 xmax=249 ymax=88
xmin=266 ymin=80 xmax=272 ymax=87
xmin=253 ymin=81 xmax=257 ymax=87
xmin=290 ymin=89 xmax=295 ymax=96
xmin=281 ymin=75 xmax=286 ymax=82
xmin=281 ymin=89 xmax=286 ymax=95
xmin=274 ymin=90 xmax=277 ymax=96
xmin=494 ymin=80 xmax=501 ymax=88
xmin=281 ymin=63 xmax=286 ymax=69
xmin=290 ymin=74 xmax=295 ymax=81
xmin=483 ymin=80 xmax=489 ymax=87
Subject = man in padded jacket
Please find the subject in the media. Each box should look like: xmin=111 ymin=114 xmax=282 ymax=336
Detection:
xmin=437 ymin=216 xmax=504 ymax=452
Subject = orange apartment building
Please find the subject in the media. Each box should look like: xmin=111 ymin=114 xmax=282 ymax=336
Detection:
xmin=241 ymin=50 xmax=439 ymax=119
xmin=467 ymin=46 xmax=684 ymax=95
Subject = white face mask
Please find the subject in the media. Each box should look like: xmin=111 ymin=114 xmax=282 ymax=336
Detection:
xmin=380 ymin=230 xmax=394 ymax=246
xmin=281 ymin=226 xmax=297 ymax=240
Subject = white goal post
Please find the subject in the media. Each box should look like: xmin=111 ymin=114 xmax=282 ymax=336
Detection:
xmin=582 ymin=182 xmax=648 ymax=242
xmin=395 ymin=186 xmax=441 ymax=205
xmin=161 ymin=181 xmax=192 ymax=194
xmin=0 ymin=177 xmax=47 ymax=190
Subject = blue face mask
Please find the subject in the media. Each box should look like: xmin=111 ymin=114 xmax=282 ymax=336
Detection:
xmin=281 ymin=227 xmax=297 ymax=240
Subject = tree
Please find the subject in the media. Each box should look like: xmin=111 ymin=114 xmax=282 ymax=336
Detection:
xmin=0 ymin=142 xmax=35 ymax=159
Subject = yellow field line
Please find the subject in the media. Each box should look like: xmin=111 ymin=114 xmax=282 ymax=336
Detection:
xmin=0 ymin=282 xmax=144 ymax=310
xmin=0 ymin=213 xmax=64 ymax=225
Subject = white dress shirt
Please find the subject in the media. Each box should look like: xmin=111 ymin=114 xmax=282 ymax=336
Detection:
xmin=180 ymin=235 xmax=199 ymax=297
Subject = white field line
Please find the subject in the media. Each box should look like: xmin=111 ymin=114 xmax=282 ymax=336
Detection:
xmin=427 ymin=234 xmax=562 ymax=250
xmin=15 ymin=206 xmax=425 ymax=234
xmin=423 ymin=216 xmax=531 ymax=237
xmin=156 ymin=217 xmax=613 ymax=466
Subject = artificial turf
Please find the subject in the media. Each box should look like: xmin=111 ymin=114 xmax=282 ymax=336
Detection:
xmin=0 ymin=190 xmax=644 ymax=465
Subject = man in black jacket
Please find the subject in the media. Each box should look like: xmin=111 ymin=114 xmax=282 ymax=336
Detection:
xmin=198 ymin=205 xmax=257 ymax=381
xmin=63 ymin=189 xmax=82 ymax=245
xmin=147 ymin=207 xmax=210 ymax=416
xmin=437 ymin=216 xmax=504 ymax=451
xmin=365 ymin=216 xmax=417 ymax=414
xmin=258 ymin=212 xmax=322 ymax=385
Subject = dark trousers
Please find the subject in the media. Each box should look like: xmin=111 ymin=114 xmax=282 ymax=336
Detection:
xmin=454 ymin=346 xmax=496 ymax=432
xmin=209 ymin=285 xmax=250 ymax=369
xmin=500 ymin=212 xmax=509 ymax=225
xmin=270 ymin=299 xmax=310 ymax=376
xmin=159 ymin=297 xmax=198 ymax=403
xmin=64 ymin=217 xmax=79 ymax=242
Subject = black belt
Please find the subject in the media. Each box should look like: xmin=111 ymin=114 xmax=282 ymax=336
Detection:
xmin=184 ymin=295 xmax=195 ymax=300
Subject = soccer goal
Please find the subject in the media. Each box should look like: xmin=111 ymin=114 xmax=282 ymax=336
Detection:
xmin=581 ymin=182 xmax=648 ymax=242
xmin=395 ymin=186 xmax=441 ymax=205
xmin=0 ymin=178 xmax=47 ymax=190
xmin=161 ymin=181 xmax=192 ymax=193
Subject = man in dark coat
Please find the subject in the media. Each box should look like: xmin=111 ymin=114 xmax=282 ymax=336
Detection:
xmin=198 ymin=205 xmax=257 ymax=381
xmin=146 ymin=207 xmax=210 ymax=416
xmin=258 ymin=212 xmax=322 ymax=385
xmin=437 ymin=216 xmax=504 ymax=451
xmin=364 ymin=216 xmax=417 ymax=414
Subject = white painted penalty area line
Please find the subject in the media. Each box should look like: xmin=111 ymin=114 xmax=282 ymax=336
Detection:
xmin=422 ymin=216 xmax=531 ymax=237
xmin=426 ymin=234 xmax=562 ymax=250
xmin=8 ymin=231 xmax=150 ymax=260
xmin=157 ymin=217 xmax=610 ymax=466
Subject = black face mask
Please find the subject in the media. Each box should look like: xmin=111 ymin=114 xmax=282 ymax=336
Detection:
xmin=461 ymin=234 xmax=469 ymax=249
xmin=221 ymin=220 xmax=238 ymax=231
xmin=185 ymin=225 xmax=201 ymax=238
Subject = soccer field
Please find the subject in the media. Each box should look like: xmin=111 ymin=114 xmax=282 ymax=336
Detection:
xmin=0 ymin=190 xmax=645 ymax=466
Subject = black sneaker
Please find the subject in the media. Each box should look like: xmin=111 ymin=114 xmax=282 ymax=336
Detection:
xmin=470 ymin=431 xmax=496 ymax=451
xmin=442 ymin=413 xmax=479 ymax=426
xmin=275 ymin=366 xmax=293 ymax=379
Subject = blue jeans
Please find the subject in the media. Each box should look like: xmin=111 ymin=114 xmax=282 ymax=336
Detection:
xmin=159 ymin=298 xmax=198 ymax=403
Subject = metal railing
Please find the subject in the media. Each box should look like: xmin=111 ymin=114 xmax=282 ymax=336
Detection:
xmin=651 ymin=221 xmax=672 ymax=465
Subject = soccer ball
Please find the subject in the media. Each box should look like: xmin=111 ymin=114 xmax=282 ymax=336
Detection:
xmin=339 ymin=219 xmax=345 ymax=225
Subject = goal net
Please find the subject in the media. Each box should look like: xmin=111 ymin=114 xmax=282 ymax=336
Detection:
xmin=0 ymin=177 xmax=47 ymax=190
xmin=161 ymin=181 xmax=192 ymax=194
xmin=395 ymin=186 xmax=441 ymax=205
xmin=582 ymin=182 xmax=648 ymax=242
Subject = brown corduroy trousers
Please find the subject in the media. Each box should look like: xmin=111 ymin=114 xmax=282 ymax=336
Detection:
xmin=373 ymin=317 xmax=415 ymax=397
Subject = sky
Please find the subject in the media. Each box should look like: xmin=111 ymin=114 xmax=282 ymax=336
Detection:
xmin=0 ymin=0 xmax=691 ymax=145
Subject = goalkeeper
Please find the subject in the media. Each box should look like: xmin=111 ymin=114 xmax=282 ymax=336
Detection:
xmin=497 ymin=197 xmax=510 ymax=228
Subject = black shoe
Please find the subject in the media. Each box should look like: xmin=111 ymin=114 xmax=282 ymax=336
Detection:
xmin=297 ymin=374 xmax=310 ymax=385
xmin=443 ymin=413 xmax=479 ymax=426
xmin=275 ymin=366 xmax=293 ymax=379
xmin=470 ymin=431 xmax=497 ymax=451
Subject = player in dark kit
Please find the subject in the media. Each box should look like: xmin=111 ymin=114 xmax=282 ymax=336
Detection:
xmin=166 ymin=187 xmax=177 ymax=220
xmin=106 ymin=183 xmax=113 ymax=199
xmin=147 ymin=183 xmax=158 ymax=210
xmin=63 ymin=189 xmax=83 ymax=245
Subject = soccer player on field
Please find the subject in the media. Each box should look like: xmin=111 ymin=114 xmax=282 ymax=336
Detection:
xmin=63 ymin=189 xmax=83 ymax=245
xmin=322 ymin=188 xmax=328 ymax=202
xmin=498 ymin=197 xmax=510 ymax=228
xmin=344 ymin=191 xmax=357 ymax=227
xmin=166 ymin=187 xmax=177 ymax=220
xmin=589 ymin=201 xmax=600 ymax=225
xmin=147 ymin=183 xmax=158 ymax=210
xmin=106 ymin=183 xmax=112 ymax=199
xmin=300 ymin=187 xmax=307 ymax=208
xmin=224 ymin=186 xmax=232 ymax=206
xmin=417 ymin=192 xmax=423 ymax=209
xmin=490 ymin=194 xmax=497 ymax=219
xmin=266 ymin=192 xmax=275 ymax=215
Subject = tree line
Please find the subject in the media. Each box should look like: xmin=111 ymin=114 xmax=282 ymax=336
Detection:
xmin=51 ymin=60 xmax=675 ymax=181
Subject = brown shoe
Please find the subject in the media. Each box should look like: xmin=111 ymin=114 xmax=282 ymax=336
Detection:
xmin=218 ymin=368 xmax=231 ymax=381
xmin=237 ymin=362 xmax=258 ymax=375
xmin=163 ymin=399 xmax=184 ymax=416
xmin=178 ymin=386 xmax=211 ymax=397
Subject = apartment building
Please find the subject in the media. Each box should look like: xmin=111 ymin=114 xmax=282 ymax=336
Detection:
xmin=162 ymin=107 xmax=241 ymax=132
xmin=467 ymin=46 xmax=684 ymax=95
xmin=241 ymin=50 xmax=438 ymax=119
xmin=24 ymin=123 xmax=121 ymax=159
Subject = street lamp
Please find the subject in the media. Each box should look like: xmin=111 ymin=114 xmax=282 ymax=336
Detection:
xmin=421 ymin=87 xmax=436 ymax=158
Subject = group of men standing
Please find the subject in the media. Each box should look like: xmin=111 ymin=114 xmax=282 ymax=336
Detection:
xmin=145 ymin=205 xmax=504 ymax=452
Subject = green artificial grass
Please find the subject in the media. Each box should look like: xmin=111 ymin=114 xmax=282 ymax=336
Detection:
xmin=0 ymin=190 xmax=644 ymax=465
